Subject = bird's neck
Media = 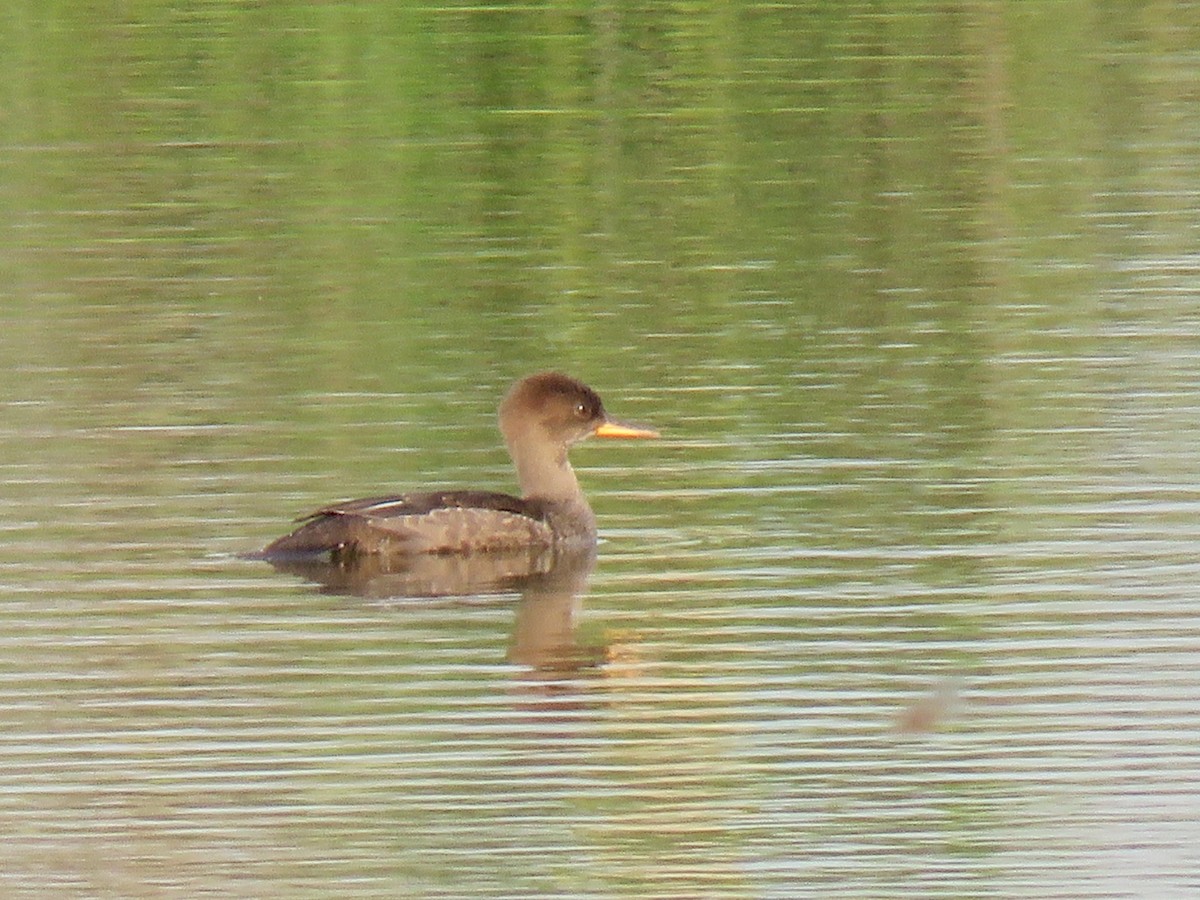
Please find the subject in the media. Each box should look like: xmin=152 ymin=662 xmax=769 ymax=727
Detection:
xmin=510 ymin=441 xmax=584 ymax=505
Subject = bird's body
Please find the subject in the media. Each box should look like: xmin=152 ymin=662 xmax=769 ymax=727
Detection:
xmin=265 ymin=490 xmax=583 ymax=557
xmin=258 ymin=372 xmax=656 ymax=561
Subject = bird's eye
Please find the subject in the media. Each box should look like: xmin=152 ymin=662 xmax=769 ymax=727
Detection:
xmin=574 ymin=402 xmax=589 ymax=418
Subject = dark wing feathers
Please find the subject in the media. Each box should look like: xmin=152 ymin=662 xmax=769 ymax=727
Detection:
xmin=305 ymin=491 xmax=542 ymax=521
xmin=263 ymin=491 xmax=554 ymax=559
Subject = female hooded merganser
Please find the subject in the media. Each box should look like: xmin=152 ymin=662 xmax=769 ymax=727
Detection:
xmin=259 ymin=372 xmax=658 ymax=560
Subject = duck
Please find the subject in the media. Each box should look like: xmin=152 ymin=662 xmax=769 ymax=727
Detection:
xmin=258 ymin=372 xmax=658 ymax=560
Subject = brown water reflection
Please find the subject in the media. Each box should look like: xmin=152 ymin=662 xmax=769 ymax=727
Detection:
xmin=268 ymin=542 xmax=604 ymax=675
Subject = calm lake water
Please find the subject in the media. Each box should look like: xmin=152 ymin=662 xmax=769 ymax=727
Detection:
xmin=3 ymin=3 xmax=1200 ymax=897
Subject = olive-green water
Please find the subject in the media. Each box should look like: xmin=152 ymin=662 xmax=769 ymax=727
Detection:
xmin=2 ymin=4 xmax=1199 ymax=897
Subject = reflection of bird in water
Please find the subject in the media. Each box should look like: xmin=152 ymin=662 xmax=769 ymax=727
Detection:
xmin=264 ymin=542 xmax=577 ymax=600
xmin=271 ymin=541 xmax=603 ymax=677
xmin=255 ymin=372 xmax=658 ymax=561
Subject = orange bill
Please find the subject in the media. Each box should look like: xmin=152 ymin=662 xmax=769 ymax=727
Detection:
xmin=594 ymin=419 xmax=660 ymax=439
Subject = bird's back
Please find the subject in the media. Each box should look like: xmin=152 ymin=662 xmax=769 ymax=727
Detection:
xmin=259 ymin=490 xmax=560 ymax=559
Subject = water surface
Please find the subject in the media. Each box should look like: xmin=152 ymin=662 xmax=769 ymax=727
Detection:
xmin=2 ymin=3 xmax=1199 ymax=897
